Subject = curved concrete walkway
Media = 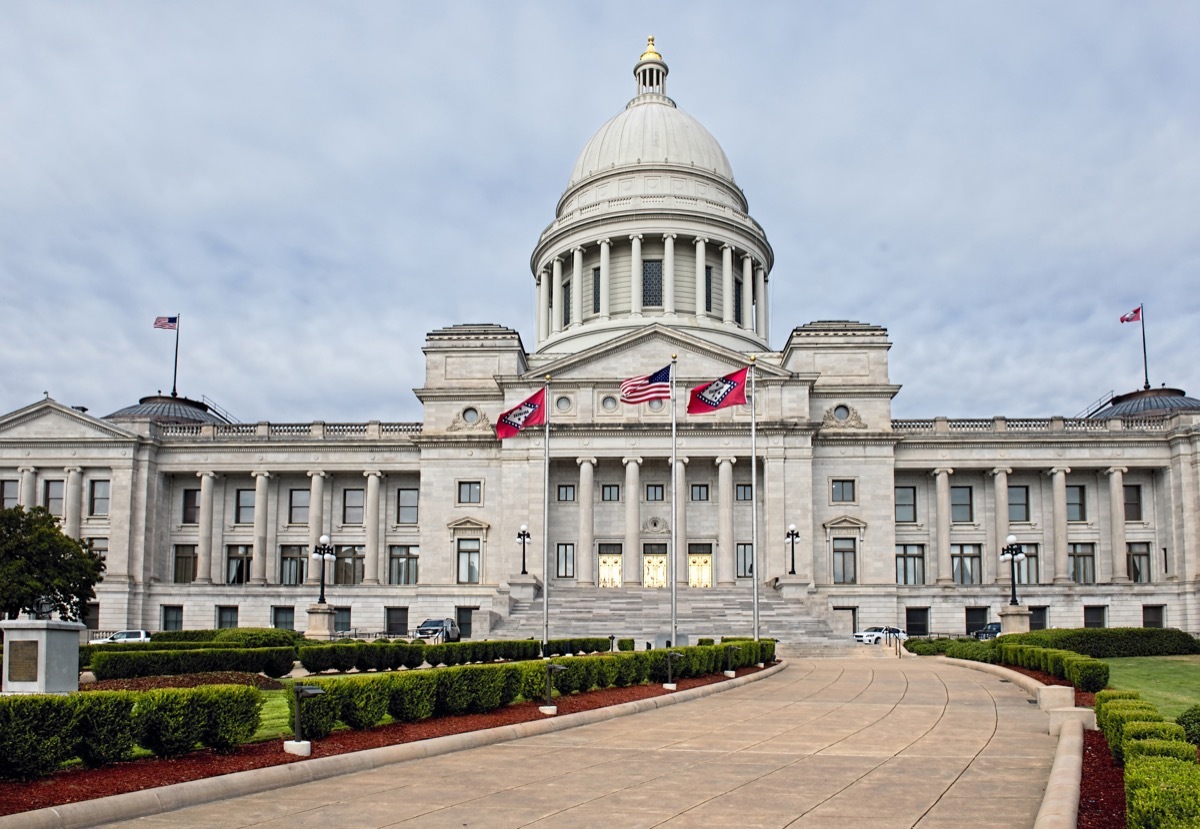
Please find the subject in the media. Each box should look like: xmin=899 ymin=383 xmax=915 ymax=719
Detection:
xmin=89 ymin=657 xmax=1055 ymax=829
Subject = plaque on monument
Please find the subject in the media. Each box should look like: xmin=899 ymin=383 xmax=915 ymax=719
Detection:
xmin=8 ymin=640 xmax=39 ymax=683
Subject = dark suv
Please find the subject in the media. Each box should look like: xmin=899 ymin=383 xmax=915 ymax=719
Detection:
xmin=973 ymin=622 xmax=1002 ymax=640
xmin=415 ymin=618 xmax=461 ymax=642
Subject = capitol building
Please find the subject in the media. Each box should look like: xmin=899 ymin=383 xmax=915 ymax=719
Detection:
xmin=3 ymin=40 xmax=1198 ymax=642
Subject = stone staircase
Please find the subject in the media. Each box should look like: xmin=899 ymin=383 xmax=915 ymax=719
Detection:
xmin=488 ymin=584 xmax=848 ymax=648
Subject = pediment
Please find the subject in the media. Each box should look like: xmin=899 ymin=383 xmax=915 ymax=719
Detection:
xmin=0 ymin=400 xmax=137 ymax=441
xmin=446 ymin=516 xmax=491 ymax=532
xmin=823 ymin=515 xmax=869 ymax=532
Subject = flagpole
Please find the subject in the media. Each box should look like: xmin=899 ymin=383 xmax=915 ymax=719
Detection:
xmin=1139 ymin=304 xmax=1150 ymax=391
xmin=172 ymin=314 xmax=181 ymax=398
xmin=542 ymin=375 xmax=551 ymax=658
xmin=749 ymin=357 xmax=759 ymax=642
xmin=669 ymin=355 xmax=678 ymax=647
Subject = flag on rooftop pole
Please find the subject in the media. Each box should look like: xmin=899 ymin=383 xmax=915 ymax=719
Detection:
xmin=495 ymin=388 xmax=547 ymax=439
xmin=153 ymin=316 xmax=178 ymax=330
xmin=1120 ymin=306 xmax=1142 ymax=324
xmin=1120 ymin=304 xmax=1151 ymax=391
xmin=686 ymin=366 xmax=748 ymax=414
xmin=620 ymin=364 xmax=672 ymax=404
xmin=154 ymin=314 xmax=182 ymax=397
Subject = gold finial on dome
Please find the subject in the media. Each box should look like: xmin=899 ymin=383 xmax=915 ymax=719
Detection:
xmin=640 ymin=36 xmax=662 ymax=62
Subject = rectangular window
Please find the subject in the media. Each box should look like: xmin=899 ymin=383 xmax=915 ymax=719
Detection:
xmin=1124 ymin=485 xmax=1143 ymax=522
xmin=558 ymin=484 xmax=576 ymax=502
xmin=272 ymin=607 xmax=294 ymax=630
xmin=288 ymin=489 xmax=309 ymax=524
xmin=950 ymin=486 xmax=973 ymax=523
xmin=832 ymin=479 xmax=856 ymax=503
xmin=173 ymin=544 xmax=198 ymax=584
xmin=965 ymin=607 xmax=989 ymax=636
xmin=556 ymin=543 xmax=575 ymax=578
xmin=905 ymin=607 xmax=930 ymax=637
xmin=226 ymin=545 xmax=252 ymax=584
xmin=235 ymin=489 xmax=254 ymax=524
xmin=1066 ymin=485 xmax=1086 ymax=521
xmin=642 ymin=260 xmax=663 ymax=307
xmin=280 ymin=545 xmax=307 ymax=585
xmin=895 ymin=486 xmax=916 ymax=523
xmin=1008 ymin=485 xmax=1030 ymax=522
xmin=86 ymin=537 xmax=108 ymax=564
xmin=833 ymin=537 xmax=856 ymax=584
xmin=1029 ymin=606 xmax=1048 ymax=631
xmin=457 ymin=481 xmax=481 ymax=504
xmin=1016 ymin=544 xmax=1039 ymax=584
xmin=1142 ymin=605 xmax=1164 ymax=629
xmin=1069 ymin=543 xmax=1096 ymax=584
xmin=895 ymin=544 xmax=925 ymax=585
xmin=951 ymin=543 xmax=982 ymax=585
xmin=217 ymin=606 xmax=239 ymax=629
xmin=733 ymin=278 xmax=743 ymax=325
xmin=388 ymin=545 xmax=419 ymax=585
xmin=602 ymin=484 xmax=620 ymax=502
xmin=645 ymin=484 xmax=664 ymax=502
xmin=0 ymin=480 xmax=17 ymax=509
xmin=735 ymin=484 xmax=753 ymax=501
xmin=88 ymin=480 xmax=110 ymax=516
xmin=386 ymin=607 xmax=409 ymax=636
xmin=43 ymin=480 xmax=64 ymax=516
xmin=736 ymin=543 xmax=754 ymax=578
xmin=704 ymin=266 xmax=713 ymax=313
xmin=1127 ymin=542 xmax=1151 ymax=584
xmin=457 ymin=538 xmax=481 ymax=584
xmin=562 ymin=280 xmax=572 ymax=326
xmin=162 ymin=605 xmax=183 ymax=631
xmin=1083 ymin=605 xmax=1106 ymax=629
xmin=342 ymin=488 xmax=365 ymax=524
xmin=592 ymin=267 xmax=600 ymax=313
xmin=334 ymin=545 xmax=365 ymax=585
xmin=397 ymin=488 xmax=418 ymax=523
xmin=691 ymin=483 xmax=710 ymax=502
xmin=598 ymin=542 xmax=622 ymax=556
xmin=182 ymin=488 xmax=200 ymax=524
xmin=334 ymin=607 xmax=351 ymax=633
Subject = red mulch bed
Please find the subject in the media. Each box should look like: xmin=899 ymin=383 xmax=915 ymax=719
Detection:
xmin=0 ymin=668 xmax=755 ymax=817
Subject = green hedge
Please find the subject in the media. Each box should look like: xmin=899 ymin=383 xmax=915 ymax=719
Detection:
xmin=1125 ymin=756 xmax=1200 ymax=829
xmin=149 ymin=630 xmax=224 ymax=643
xmin=1176 ymin=705 xmax=1200 ymax=747
xmin=73 ymin=691 xmax=138 ymax=767
xmin=0 ymin=695 xmax=77 ymax=780
xmin=212 ymin=627 xmax=306 ymax=648
xmin=90 ymin=646 xmax=295 ymax=680
xmin=1102 ymin=701 xmax=1165 ymax=765
xmin=1003 ymin=627 xmax=1200 ymax=658
xmin=617 ymin=638 xmax=635 ymax=652
xmin=298 ymin=639 xmax=541 ymax=674
xmin=80 ymin=640 xmax=265 ymax=670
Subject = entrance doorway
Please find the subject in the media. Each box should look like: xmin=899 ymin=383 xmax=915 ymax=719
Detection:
xmin=598 ymin=543 xmax=623 ymax=588
xmin=455 ymin=606 xmax=477 ymax=640
xmin=687 ymin=543 xmax=713 ymax=588
xmin=643 ymin=543 xmax=668 ymax=588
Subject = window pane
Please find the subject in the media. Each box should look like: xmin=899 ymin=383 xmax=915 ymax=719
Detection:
xmin=1123 ymin=485 xmax=1142 ymax=522
xmin=951 ymin=544 xmax=981 ymax=585
xmin=280 ymin=545 xmax=307 ymax=585
xmin=562 ymin=280 xmax=571 ymax=326
xmin=44 ymin=480 xmax=64 ymax=516
xmin=334 ymin=545 xmax=365 ymax=585
xmin=458 ymin=481 xmax=481 ymax=504
xmin=89 ymin=480 xmax=110 ymax=516
xmin=832 ymin=480 xmax=855 ymax=502
xmin=645 ymin=485 xmax=663 ymax=502
xmin=457 ymin=538 xmax=480 ymax=584
xmin=389 ymin=545 xmax=419 ymax=585
xmin=895 ymin=487 xmax=916 ymax=522
xmin=558 ymin=485 xmax=576 ymax=502
xmin=162 ymin=605 xmax=183 ymax=631
xmin=236 ymin=489 xmax=254 ymax=524
xmin=642 ymin=260 xmax=663 ymax=306
xmin=174 ymin=545 xmax=197 ymax=584
xmin=735 ymin=484 xmax=753 ymax=501
xmin=217 ymin=606 xmax=238 ymax=629
xmin=226 ymin=545 xmax=252 ymax=584
xmin=833 ymin=538 xmax=856 ymax=584
xmin=556 ymin=543 xmax=575 ymax=578
xmin=602 ymin=485 xmax=620 ymax=501
xmin=1066 ymin=485 xmax=1086 ymax=521
xmin=182 ymin=489 xmax=200 ymax=524
xmin=691 ymin=484 xmax=709 ymax=501
xmin=289 ymin=489 xmax=309 ymax=524
xmin=1008 ymin=486 xmax=1029 ymax=522
xmin=1069 ymin=543 xmax=1095 ymax=584
xmin=397 ymin=488 xmax=419 ymax=523
xmin=950 ymin=486 xmax=973 ymax=523
xmin=0 ymin=480 xmax=18 ymax=509
xmin=272 ymin=607 xmax=295 ymax=630
xmin=895 ymin=544 xmax=924 ymax=585
xmin=592 ymin=267 xmax=600 ymax=313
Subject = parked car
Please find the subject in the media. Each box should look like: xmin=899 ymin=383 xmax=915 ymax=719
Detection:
xmin=93 ymin=629 xmax=152 ymax=644
xmin=853 ymin=626 xmax=907 ymax=645
xmin=973 ymin=622 xmax=1003 ymax=640
xmin=414 ymin=618 xmax=461 ymax=642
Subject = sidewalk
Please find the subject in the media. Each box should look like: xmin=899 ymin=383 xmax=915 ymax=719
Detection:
xmin=89 ymin=657 xmax=1054 ymax=829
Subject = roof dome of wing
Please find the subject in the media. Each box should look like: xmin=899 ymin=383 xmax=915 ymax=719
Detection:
xmin=1088 ymin=387 xmax=1200 ymax=419
xmin=104 ymin=394 xmax=229 ymax=424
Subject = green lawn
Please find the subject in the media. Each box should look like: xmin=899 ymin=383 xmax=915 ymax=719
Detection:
xmin=1102 ymin=655 xmax=1200 ymax=719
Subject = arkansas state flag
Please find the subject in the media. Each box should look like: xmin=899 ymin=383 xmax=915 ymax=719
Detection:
xmin=1120 ymin=306 xmax=1142 ymax=323
xmin=687 ymin=367 xmax=749 ymax=414
xmin=495 ymin=388 xmax=547 ymax=439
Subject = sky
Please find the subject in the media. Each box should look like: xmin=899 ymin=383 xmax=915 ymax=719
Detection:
xmin=2 ymin=1 xmax=1198 ymax=424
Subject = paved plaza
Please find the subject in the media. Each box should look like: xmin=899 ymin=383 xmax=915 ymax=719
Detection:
xmin=88 ymin=656 xmax=1056 ymax=829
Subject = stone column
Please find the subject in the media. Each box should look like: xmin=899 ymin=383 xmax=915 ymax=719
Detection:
xmin=663 ymin=233 xmax=676 ymax=315
xmin=716 ymin=457 xmax=736 ymax=585
xmin=934 ymin=468 xmax=954 ymax=584
xmin=598 ymin=238 xmax=611 ymax=320
xmin=1107 ymin=466 xmax=1129 ymax=582
xmin=991 ymin=467 xmax=1012 ymax=584
xmin=674 ymin=456 xmax=688 ymax=585
xmin=363 ymin=470 xmax=382 ymax=584
xmin=577 ymin=458 xmax=596 ymax=586
xmin=1050 ymin=467 xmax=1071 ymax=583
xmin=18 ymin=467 xmax=36 ymax=508
xmin=694 ymin=237 xmax=708 ymax=318
xmin=63 ymin=467 xmax=83 ymax=538
xmin=623 ymin=457 xmax=642 ymax=585
xmin=250 ymin=471 xmax=270 ymax=584
xmin=755 ymin=264 xmax=768 ymax=340
xmin=630 ymin=234 xmax=643 ymax=316
xmin=741 ymin=254 xmax=753 ymax=329
xmin=571 ymin=246 xmax=584 ymax=328
xmin=196 ymin=471 xmax=216 ymax=584
xmin=536 ymin=269 xmax=549 ymax=344
xmin=721 ymin=244 xmax=734 ymax=324
xmin=551 ymin=257 xmax=564 ymax=334
xmin=305 ymin=471 xmax=326 ymax=585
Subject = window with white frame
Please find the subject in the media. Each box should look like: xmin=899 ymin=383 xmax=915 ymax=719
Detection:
xmin=832 ymin=537 xmax=856 ymax=584
xmin=457 ymin=538 xmax=481 ymax=584
xmin=951 ymin=544 xmax=982 ymax=585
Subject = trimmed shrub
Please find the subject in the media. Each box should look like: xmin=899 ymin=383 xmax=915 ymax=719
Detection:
xmin=330 ymin=644 xmax=358 ymax=673
xmin=193 ymin=685 xmax=263 ymax=753
xmin=1102 ymin=703 xmax=1165 ymax=765
xmin=1095 ymin=689 xmax=1141 ymax=715
xmin=212 ymin=627 xmax=303 ymax=648
xmin=150 ymin=630 xmax=222 ymax=643
xmin=1064 ymin=657 xmax=1109 ymax=693
xmin=1005 ymin=627 xmax=1200 ymax=659
xmin=617 ymin=638 xmax=635 ymax=652
xmin=942 ymin=639 xmax=998 ymax=663
xmin=1098 ymin=699 xmax=1158 ymax=737
xmin=1125 ymin=756 xmax=1200 ymax=829
xmin=1176 ymin=705 xmax=1200 ymax=747
xmin=73 ymin=691 xmax=138 ymax=767
xmin=337 ymin=676 xmax=389 ymax=730
xmin=386 ymin=670 xmax=439 ymax=722
xmin=1123 ymin=738 xmax=1199 ymax=765
xmin=90 ymin=646 xmax=296 ymax=680
xmin=422 ymin=644 xmax=448 ymax=667
xmin=354 ymin=643 xmax=388 ymax=673
xmin=0 ymin=695 xmax=77 ymax=780
xmin=136 ymin=688 xmax=204 ymax=758
xmin=434 ymin=666 xmax=477 ymax=716
xmin=299 ymin=645 xmax=336 ymax=673
xmin=1124 ymin=721 xmax=1186 ymax=745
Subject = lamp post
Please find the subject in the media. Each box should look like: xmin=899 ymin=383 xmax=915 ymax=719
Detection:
xmin=311 ymin=534 xmax=336 ymax=605
xmin=786 ymin=524 xmax=799 ymax=576
xmin=517 ymin=524 xmax=531 ymax=575
xmin=999 ymin=533 xmax=1026 ymax=606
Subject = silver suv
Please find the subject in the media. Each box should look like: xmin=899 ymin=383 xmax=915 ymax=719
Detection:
xmin=415 ymin=618 xmax=461 ymax=642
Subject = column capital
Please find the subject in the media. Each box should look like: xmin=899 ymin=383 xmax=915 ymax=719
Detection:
xmin=662 ymin=233 xmax=677 ymax=241
xmin=932 ymin=467 xmax=953 ymax=478
xmin=741 ymin=252 xmax=753 ymax=263
xmin=64 ymin=466 xmax=83 ymax=475
xmin=597 ymin=237 xmax=611 ymax=247
xmin=622 ymin=456 xmax=642 ymax=467
xmin=252 ymin=470 xmax=271 ymax=479
xmin=576 ymin=457 xmax=597 ymax=468
xmin=715 ymin=456 xmax=737 ymax=467
xmin=307 ymin=470 xmax=326 ymax=479
xmin=1048 ymin=467 xmax=1071 ymax=476
xmin=198 ymin=470 xmax=217 ymax=480
xmin=1105 ymin=466 xmax=1128 ymax=476
xmin=573 ymin=245 xmax=585 ymax=254
xmin=18 ymin=466 xmax=36 ymax=474
xmin=673 ymin=456 xmax=689 ymax=466
xmin=694 ymin=236 xmax=709 ymax=246
xmin=720 ymin=242 xmax=734 ymax=252
xmin=629 ymin=233 xmax=643 ymax=242
xmin=989 ymin=467 xmax=1013 ymax=477
xmin=363 ymin=469 xmax=383 ymax=479
xmin=553 ymin=255 xmax=564 ymax=265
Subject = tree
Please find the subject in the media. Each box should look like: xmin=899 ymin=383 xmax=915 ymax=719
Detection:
xmin=0 ymin=506 xmax=105 ymax=621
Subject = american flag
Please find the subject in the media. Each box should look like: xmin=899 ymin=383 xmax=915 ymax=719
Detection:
xmin=620 ymin=364 xmax=672 ymax=404
xmin=154 ymin=316 xmax=178 ymax=330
